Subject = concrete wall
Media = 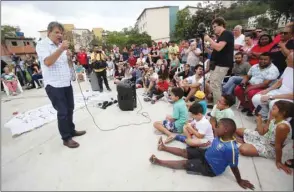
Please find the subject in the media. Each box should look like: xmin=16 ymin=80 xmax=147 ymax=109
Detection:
xmin=137 ymin=7 xmax=170 ymax=42
xmin=169 ymin=6 xmax=179 ymax=38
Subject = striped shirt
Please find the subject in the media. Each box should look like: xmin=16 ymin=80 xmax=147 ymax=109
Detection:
xmin=36 ymin=37 xmax=71 ymax=88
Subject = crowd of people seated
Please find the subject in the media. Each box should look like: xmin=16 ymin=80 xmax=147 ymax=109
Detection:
xmin=1 ymin=53 xmax=44 ymax=96
xmin=69 ymin=18 xmax=293 ymax=186
xmin=3 ymin=17 xmax=293 ymax=189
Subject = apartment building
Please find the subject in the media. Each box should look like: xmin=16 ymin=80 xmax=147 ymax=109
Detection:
xmin=38 ymin=25 xmax=94 ymax=52
xmin=135 ymin=6 xmax=179 ymax=42
xmin=72 ymin=28 xmax=93 ymax=51
xmin=92 ymin=28 xmax=104 ymax=40
xmin=247 ymin=10 xmax=291 ymax=29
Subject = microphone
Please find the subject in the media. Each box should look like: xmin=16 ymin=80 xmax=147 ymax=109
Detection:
xmin=197 ymin=23 xmax=206 ymax=35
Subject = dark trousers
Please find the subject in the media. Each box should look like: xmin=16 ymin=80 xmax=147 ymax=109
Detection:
xmin=32 ymin=74 xmax=43 ymax=86
xmin=95 ymin=69 xmax=110 ymax=90
xmin=45 ymin=85 xmax=75 ymax=141
xmin=148 ymin=88 xmax=164 ymax=100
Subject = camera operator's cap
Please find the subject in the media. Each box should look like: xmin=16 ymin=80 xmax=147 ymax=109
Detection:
xmin=194 ymin=91 xmax=205 ymax=99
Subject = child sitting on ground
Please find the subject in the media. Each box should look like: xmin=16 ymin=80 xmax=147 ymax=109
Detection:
xmin=168 ymin=102 xmax=214 ymax=148
xmin=186 ymin=90 xmax=207 ymax=115
xmin=75 ymin=62 xmax=85 ymax=81
xmin=144 ymin=75 xmax=169 ymax=104
xmin=209 ymin=94 xmax=235 ymax=130
xmin=153 ymin=87 xmax=188 ymax=143
xmin=150 ymin=118 xmax=255 ymax=190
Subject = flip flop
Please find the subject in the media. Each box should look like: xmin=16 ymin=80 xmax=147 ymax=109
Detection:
xmin=285 ymin=159 xmax=294 ymax=168
xmin=165 ymin=135 xmax=176 ymax=144
xmin=149 ymin=155 xmax=156 ymax=164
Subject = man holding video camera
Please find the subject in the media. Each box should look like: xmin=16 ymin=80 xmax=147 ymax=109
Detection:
xmin=204 ymin=17 xmax=234 ymax=105
xmin=91 ymin=45 xmax=111 ymax=92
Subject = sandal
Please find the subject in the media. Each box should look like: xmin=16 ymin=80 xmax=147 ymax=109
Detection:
xmin=164 ymin=134 xmax=176 ymax=144
xmin=285 ymin=159 xmax=294 ymax=168
xmin=149 ymin=155 xmax=157 ymax=164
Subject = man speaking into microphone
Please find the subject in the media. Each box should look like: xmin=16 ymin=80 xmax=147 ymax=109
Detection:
xmin=36 ymin=22 xmax=86 ymax=148
xmin=204 ymin=17 xmax=234 ymax=105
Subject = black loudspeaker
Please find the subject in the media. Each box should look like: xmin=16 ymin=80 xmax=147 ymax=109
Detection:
xmin=117 ymin=79 xmax=137 ymax=111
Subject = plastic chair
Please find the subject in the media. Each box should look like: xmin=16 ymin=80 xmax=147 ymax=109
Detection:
xmin=2 ymin=78 xmax=23 ymax=96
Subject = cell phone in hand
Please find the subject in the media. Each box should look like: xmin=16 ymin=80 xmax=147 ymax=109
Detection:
xmin=255 ymin=105 xmax=262 ymax=116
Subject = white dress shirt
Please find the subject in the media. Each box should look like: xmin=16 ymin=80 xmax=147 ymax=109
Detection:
xmin=36 ymin=37 xmax=71 ymax=88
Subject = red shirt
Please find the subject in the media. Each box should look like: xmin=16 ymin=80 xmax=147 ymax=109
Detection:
xmin=77 ymin=52 xmax=88 ymax=65
xmin=249 ymin=43 xmax=274 ymax=65
xmin=128 ymin=56 xmax=137 ymax=67
xmin=273 ymin=34 xmax=281 ymax=44
xmin=157 ymin=80 xmax=169 ymax=92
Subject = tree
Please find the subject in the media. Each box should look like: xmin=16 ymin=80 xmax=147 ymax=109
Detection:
xmin=174 ymin=8 xmax=192 ymax=40
xmin=256 ymin=16 xmax=272 ymax=29
xmin=267 ymin=0 xmax=294 ymax=21
xmin=105 ymin=28 xmax=152 ymax=49
xmin=1 ymin=25 xmax=17 ymax=43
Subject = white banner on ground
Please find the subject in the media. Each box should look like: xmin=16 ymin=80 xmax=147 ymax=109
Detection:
xmin=4 ymin=91 xmax=115 ymax=136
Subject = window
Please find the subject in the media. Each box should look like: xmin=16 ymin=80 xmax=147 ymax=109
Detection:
xmin=11 ymin=41 xmax=17 ymax=46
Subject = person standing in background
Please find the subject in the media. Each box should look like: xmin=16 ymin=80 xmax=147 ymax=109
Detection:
xmin=204 ymin=17 xmax=234 ymax=105
xmin=76 ymin=47 xmax=89 ymax=76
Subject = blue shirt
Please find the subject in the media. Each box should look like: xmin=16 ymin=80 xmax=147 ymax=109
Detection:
xmin=198 ymin=100 xmax=207 ymax=115
xmin=205 ymin=137 xmax=239 ymax=176
xmin=172 ymin=98 xmax=188 ymax=133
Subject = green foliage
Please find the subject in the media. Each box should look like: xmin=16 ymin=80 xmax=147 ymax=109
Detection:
xmin=105 ymin=27 xmax=152 ymax=49
xmin=222 ymin=1 xmax=269 ymax=22
xmin=174 ymin=8 xmax=192 ymax=40
xmin=1 ymin=25 xmax=17 ymax=43
xmin=256 ymin=16 xmax=272 ymax=29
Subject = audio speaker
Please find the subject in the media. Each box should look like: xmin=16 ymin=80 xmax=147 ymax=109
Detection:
xmin=117 ymin=79 xmax=137 ymax=111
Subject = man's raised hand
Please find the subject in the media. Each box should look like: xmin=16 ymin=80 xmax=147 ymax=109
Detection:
xmin=60 ymin=40 xmax=69 ymax=51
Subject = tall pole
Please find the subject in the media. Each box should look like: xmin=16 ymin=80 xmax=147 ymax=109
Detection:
xmin=201 ymin=35 xmax=206 ymax=93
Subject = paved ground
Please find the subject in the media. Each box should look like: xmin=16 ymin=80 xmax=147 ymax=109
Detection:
xmin=1 ymin=80 xmax=293 ymax=191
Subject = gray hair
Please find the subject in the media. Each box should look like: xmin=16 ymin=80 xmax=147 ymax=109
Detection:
xmin=234 ymin=25 xmax=242 ymax=31
xmin=47 ymin=21 xmax=64 ymax=33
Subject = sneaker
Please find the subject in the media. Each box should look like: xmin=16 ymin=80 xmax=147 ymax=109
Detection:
xmin=107 ymin=88 xmax=112 ymax=91
xmin=246 ymin=111 xmax=254 ymax=117
xmin=144 ymin=97 xmax=152 ymax=102
xmin=241 ymin=108 xmax=248 ymax=113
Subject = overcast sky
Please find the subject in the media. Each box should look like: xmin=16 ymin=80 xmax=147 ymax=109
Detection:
xmin=1 ymin=1 xmax=204 ymax=39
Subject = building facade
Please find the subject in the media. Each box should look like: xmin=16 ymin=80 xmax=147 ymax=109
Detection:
xmin=92 ymin=28 xmax=104 ymax=40
xmin=135 ymin=6 xmax=179 ymax=43
xmin=1 ymin=37 xmax=37 ymax=63
xmin=72 ymin=29 xmax=93 ymax=51
xmin=247 ymin=10 xmax=291 ymax=29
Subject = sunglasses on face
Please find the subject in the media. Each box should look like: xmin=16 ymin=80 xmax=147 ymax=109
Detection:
xmin=256 ymin=31 xmax=262 ymax=33
xmin=280 ymin=32 xmax=290 ymax=35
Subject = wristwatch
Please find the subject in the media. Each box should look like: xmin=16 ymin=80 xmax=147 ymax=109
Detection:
xmin=269 ymin=95 xmax=274 ymax=100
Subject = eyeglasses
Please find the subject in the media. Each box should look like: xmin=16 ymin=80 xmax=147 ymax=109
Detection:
xmin=280 ymin=32 xmax=290 ymax=35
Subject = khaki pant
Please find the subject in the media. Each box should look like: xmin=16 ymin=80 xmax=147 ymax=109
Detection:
xmin=210 ymin=66 xmax=229 ymax=105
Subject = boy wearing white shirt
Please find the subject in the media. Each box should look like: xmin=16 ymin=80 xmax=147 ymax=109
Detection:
xmin=180 ymin=64 xmax=204 ymax=102
xmin=170 ymin=102 xmax=214 ymax=148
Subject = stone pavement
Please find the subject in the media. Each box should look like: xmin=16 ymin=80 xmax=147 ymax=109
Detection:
xmin=1 ymin=80 xmax=293 ymax=191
